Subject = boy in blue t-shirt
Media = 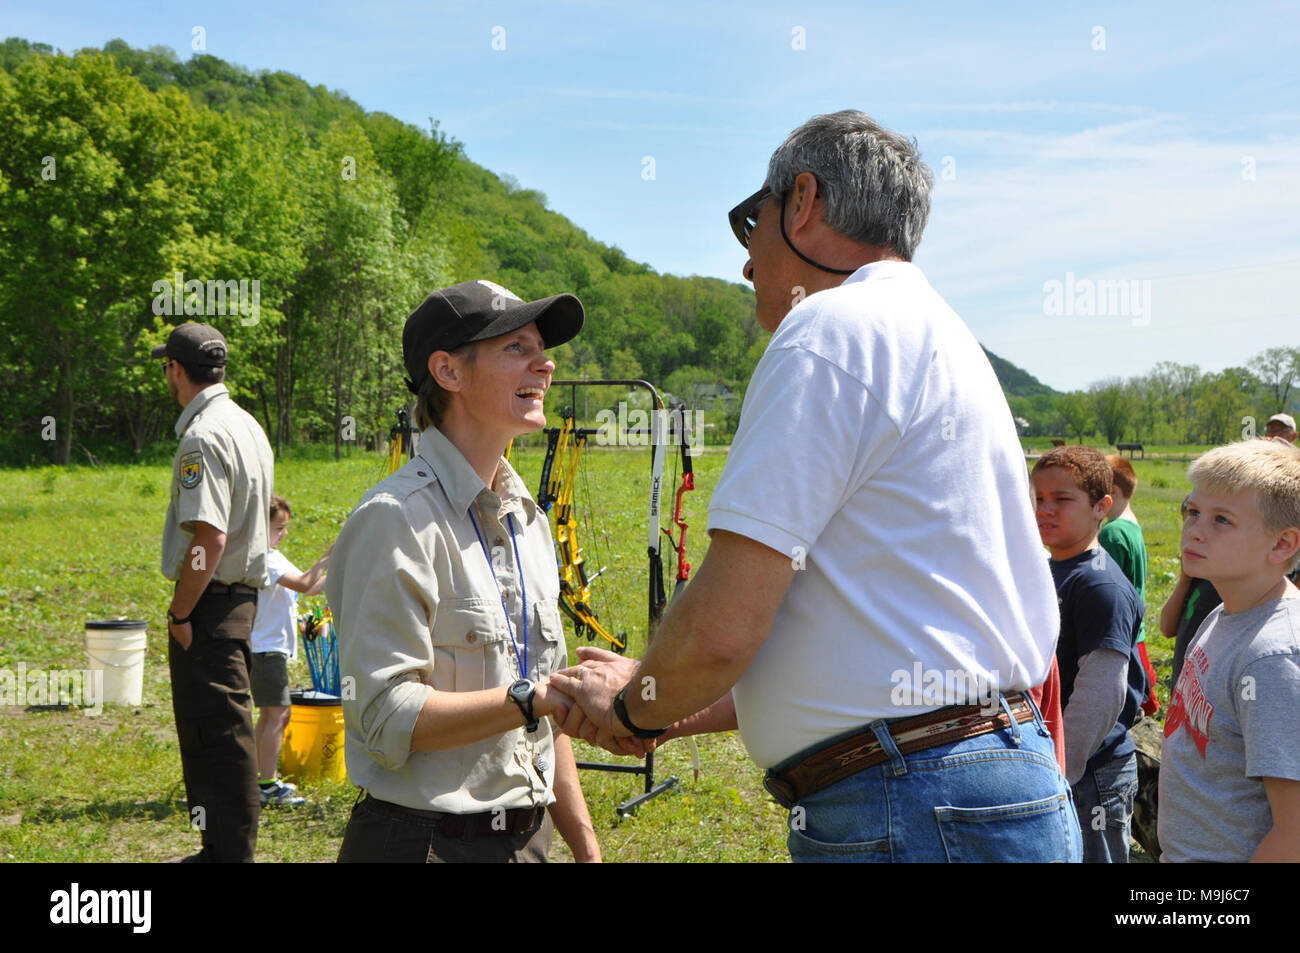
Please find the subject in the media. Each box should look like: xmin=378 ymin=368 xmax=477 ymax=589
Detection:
xmin=1032 ymin=446 xmax=1147 ymax=863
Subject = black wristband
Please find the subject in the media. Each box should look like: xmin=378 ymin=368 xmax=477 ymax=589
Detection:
xmin=167 ymin=609 xmax=191 ymax=626
xmin=614 ymin=686 xmax=668 ymax=739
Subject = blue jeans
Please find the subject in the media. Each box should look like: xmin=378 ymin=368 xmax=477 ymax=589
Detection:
xmin=780 ymin=696 xmax=1082 ymax=862
xmin=1071 ymin=750 xmax=1138 ymax=863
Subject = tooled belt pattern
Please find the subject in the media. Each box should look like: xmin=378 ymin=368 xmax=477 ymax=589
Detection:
xmin=768 ymin=693 xmax=1035 ymax=807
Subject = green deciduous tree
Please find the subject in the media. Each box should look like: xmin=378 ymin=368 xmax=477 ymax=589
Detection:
xmin=1056 ymin=391 xmax=1092 ymax=443
xmin=1249 ymin=346 xmax=1299 ymax=412
xmin=1089 ymin=377 xmax=1135 ymax=445
xmin=0 ymin=53 xmax=218 ymax=463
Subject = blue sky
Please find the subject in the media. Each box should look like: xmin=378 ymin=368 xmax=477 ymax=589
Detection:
xmin=5 ymin=0 xmax=1297 ymax=391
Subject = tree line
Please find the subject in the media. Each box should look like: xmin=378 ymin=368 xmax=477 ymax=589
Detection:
xmin=1009 ymin=347 xmax=1300 ymax=446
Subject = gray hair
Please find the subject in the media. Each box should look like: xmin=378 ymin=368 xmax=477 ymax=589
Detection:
xmin=765 ymin=110 xmax=933 ymax=261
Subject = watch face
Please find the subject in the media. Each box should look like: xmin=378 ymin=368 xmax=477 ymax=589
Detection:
xmin=510 ymin=679 xmax=532 ymax=698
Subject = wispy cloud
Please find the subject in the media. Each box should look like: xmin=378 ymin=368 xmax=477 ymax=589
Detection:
xmin=903 ymin=101 xmax=1154 ymax=116
xmin=527 ymin=85 xmax=749 ymax=106
xmin=915 ymin=112 xmax=1300 ymax=388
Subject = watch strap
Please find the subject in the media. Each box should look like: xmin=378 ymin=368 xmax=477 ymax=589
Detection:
xmin=614 ymin=686 xmax=668 ymax=739
xmin=168 ymin=609 xmax=191 ymax=626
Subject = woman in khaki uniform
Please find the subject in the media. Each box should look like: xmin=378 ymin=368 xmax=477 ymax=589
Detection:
xmin=329 ymin=281 xmax=600 ymax=862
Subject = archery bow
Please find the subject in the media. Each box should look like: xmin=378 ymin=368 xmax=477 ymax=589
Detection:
xmin=536 ymin=380 xmax=699 ymax=806
xmin=528 ymin=385 xmax=690 ymax=650
xmin=647 ymin=396 xmax=668 ymax=631
xmin=537 ymin=407 xmax=628 ymax=653
xmin=388 ymin=407 xmax=414 ymax=475
xmin=662 ymin=403 xmax=695 ymax=599
xmin=657 ymin=400 xmax=703 ymax=783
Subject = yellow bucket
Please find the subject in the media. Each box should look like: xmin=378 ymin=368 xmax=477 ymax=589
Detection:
xmin=282 ymin=689 xmax=348 ymax=783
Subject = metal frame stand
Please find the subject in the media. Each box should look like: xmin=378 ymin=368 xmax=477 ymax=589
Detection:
xmin=548 ymin=379 xmax=679 ymax=818
xmin=573 ymin=755 xmax=677 ymax=818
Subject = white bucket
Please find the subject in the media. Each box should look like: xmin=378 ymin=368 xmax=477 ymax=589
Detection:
xmin=84 ymin=619 xmax=148 ymax=707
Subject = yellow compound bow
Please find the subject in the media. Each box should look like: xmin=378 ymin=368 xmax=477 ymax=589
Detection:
xmin=538 ymin=407 xmax=628 ymax=653
xmin=388 ymin=407 xmax=414 ymax=475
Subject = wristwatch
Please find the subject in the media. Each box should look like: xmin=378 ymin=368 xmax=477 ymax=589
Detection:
xmin=507 ymin=679 xmax=539 ymax=733
xmin=614 ymin=685 xmax=668 ymax=739
xmin=167 ymin=609 xmax=191 ymax=626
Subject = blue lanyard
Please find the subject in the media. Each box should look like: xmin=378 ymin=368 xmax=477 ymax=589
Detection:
xmin=468 ymin=507 xmax=529 ymax=679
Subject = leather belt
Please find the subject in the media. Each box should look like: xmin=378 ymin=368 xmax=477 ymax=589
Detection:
xmin=206 ymin=581 xmax=258 ymax=595
xmin=362 ymin=796 xmax=545 ymax=838
xmin=763 ymin=692 xmax=1036 ymax=810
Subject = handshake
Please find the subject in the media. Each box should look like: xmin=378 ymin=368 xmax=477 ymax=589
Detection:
xmin=541 ymin=646 xmax=673 ymax=758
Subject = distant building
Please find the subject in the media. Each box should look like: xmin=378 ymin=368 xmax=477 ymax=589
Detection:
xmin=690 ymin=382 xmax=739 ymax=413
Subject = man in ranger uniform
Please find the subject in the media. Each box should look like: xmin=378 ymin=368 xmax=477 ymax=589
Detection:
xmin=155 ymin=322 xmax=275 ymax=862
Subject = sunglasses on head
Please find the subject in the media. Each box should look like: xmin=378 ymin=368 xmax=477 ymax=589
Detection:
xmin=728 ymin=186 xmax=773 ymax=249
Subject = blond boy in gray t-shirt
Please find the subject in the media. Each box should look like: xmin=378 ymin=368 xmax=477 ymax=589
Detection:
xmin=1158 ymin=439 xmax=1300 ymax=862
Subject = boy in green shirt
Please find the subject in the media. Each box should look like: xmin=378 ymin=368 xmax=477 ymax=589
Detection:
xmin=1100 ymin=455 xmax=1159 ymax=714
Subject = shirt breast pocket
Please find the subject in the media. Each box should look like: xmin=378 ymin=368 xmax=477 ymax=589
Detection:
xmin=429 ymin=600 xmax=509 ymax=693
xmin=535 ymin=599 xmax=568 ymax=677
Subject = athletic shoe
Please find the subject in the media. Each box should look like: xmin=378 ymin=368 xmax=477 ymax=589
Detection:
xmin=259 ymin=779 xmax=305 ymax=808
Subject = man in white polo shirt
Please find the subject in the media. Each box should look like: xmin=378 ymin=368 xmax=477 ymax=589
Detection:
xmin=551 ymin=110 xmax=1080 ymax=862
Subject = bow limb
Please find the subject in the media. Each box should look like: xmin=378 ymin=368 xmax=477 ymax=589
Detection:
xmin=661 ymin=403 xmax=695 ymax=598
xmin=647 ymin=398 xmax=668 ymax=632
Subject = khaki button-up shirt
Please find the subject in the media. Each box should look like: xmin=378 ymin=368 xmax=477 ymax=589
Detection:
xmin=327 ymin=425 xmax=568 ymax=814
xmin=162 ymin=383 xmax=275 ymax=588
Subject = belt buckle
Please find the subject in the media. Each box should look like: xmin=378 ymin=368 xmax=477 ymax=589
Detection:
xmin=520 ymin=805 xmax=543 ymax=834
xmin=762 ymin=771 xmax=796 ymax=811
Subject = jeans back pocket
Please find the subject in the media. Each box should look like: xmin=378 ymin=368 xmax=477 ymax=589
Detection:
xmin=935 ymin=792 xmax=1081 ymax=862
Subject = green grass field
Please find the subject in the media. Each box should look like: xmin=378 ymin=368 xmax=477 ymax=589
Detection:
xmin=0 ymin=442 xmax=1195 ymax=862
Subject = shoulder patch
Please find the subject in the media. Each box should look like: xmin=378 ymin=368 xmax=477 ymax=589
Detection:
xmin=180 ymin=451 xmax=203 ymax=489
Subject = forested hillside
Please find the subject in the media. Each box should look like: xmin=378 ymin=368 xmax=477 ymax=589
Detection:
xmin=0 ymin=37 xmax=775 ymax=464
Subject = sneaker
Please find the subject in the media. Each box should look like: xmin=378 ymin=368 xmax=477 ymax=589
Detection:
xmin=259 ymin=777 xmax=298 ymax=794
xmin=259 ymin=780 xmax=305 ymax=808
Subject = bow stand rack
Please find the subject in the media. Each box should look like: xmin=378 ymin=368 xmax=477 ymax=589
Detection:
xmin=529 ymin=378 xmax=700 ymax=818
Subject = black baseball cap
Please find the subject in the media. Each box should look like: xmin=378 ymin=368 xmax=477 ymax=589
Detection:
xmin=151 ymin=322 xmax=228 ymax=367
xmin=402 ymin=280 xmax=583 ymax=394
